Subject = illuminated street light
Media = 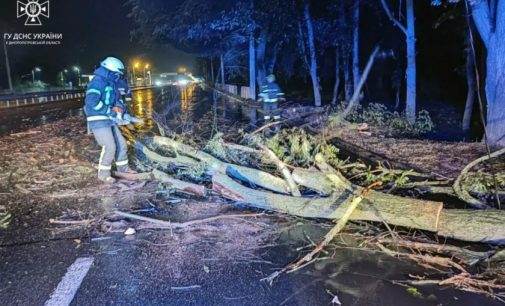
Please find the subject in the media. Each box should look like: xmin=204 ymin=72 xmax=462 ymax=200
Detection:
xmin=59 ymin=70 xmax=66 ymax=85
xmin=143 ymin=64 xmax=151 ymax=85
xmin=132 ymin=61 xmax=141 ymax=82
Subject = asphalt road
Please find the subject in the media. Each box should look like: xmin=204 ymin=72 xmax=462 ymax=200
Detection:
xmin=1 ymin=218 xmax=500 ymax=306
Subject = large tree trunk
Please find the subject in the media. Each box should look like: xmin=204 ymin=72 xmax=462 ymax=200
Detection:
xmin=249 ymin=33 xmax=257 ymax=100
xmin=267 ymin=43 xmax=279 ymax=74
xmin=486 ymin=49 xmax=505 ymax=147
xmin=210 ymin=57 xmax=215 ymax=84
xmin=462 ymin=35 xmax=476 ymax=132
xmin=485 ymin=35 xmax=505 ymax=146
xmin=140 ymin=136 xmax=505 ymax=245
xmin=352 ymin=2 xmax=361 ymax=92
xmin=331 ymin=48 xmax=341 ymax=105
xmin=212 ymin=172 xmax=505 ymax=244
xmin=220 ymin=54 xmax=225 ymax=87
xmin=471 ymin=0 xmax=505 ymax=147
xmin=344 ymin=55 xmax=353 ymax=102
xmin=405 ymin=0 xmax=416 ymax=123
xmin=342 ymin=47 xmax=380 ymax=118
xmin=256 ymin=30 xmax=267 ymax=87
xmin=304 ymin=3 xmax=322 ymax=107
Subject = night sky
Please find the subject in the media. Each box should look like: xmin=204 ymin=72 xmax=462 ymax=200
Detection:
xmin=0 ymin=0 xmax=470 ymax=107
xmin=0 ymin=0 xmax=195 ymax=88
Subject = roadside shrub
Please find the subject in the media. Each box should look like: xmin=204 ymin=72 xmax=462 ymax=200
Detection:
xmin=340 ymin=103 xmax=434 ymax=137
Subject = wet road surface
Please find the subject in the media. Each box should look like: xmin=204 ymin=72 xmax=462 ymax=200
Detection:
xmin=0 ymin=85 xmax=501 ymax=305
xmin=1 ymin=210 xmax=498 ymax=306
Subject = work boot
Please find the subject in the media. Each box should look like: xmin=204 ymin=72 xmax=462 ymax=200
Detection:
xmin=98 ymin=170 xmax=116 ymax=184
xmin=99 ymin=176 xmax=116 ymax=184
xmin=115 ymin=166 xmax=139 ymax=181
xmin=117 ymin=166 xmax=138 ymax=174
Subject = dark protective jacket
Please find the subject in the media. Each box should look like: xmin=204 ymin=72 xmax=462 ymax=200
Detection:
xmin=84 ymin=67 xmax=121 ymax=129
xmin=259 ymin=82 xmax=284 ymax=103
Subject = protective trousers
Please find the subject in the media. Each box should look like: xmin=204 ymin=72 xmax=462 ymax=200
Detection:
xmin=263 ymin=101 xmax=280 ymax=121
xmin=92 ymin=125 xmax=129 ymax=179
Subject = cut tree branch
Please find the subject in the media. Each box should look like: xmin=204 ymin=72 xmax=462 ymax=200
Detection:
xmin=452 ymin=147 xmax=505 ymax=209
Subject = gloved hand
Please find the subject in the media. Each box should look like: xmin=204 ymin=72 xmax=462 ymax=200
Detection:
xmin=123 ymin=114 xmax=144 ymax=125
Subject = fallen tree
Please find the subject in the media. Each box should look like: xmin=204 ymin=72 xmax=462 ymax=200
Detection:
xmin=135 ymin=136 xmax=505 ymax=245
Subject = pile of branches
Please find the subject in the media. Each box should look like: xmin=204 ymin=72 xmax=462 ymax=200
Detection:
xmin=117 ymin=102 xmax=505 ymax=298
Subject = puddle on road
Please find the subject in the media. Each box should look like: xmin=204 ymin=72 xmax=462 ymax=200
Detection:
xmin=82 ymin=198 xmax=500 ymax=306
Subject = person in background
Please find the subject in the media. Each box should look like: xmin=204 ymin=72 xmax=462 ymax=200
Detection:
xmin=117 ymin=74 xmax=133 ymax=105
xmin=259 ymin=74 xmax=285 ymax=122
xmin=84 ymin=57 xmax=139 ymax=183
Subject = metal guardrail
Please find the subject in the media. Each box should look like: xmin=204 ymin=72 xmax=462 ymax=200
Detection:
xmin=0 ymin=90 xmax=85 ymax=108
xmin=0 ymin=85 xmax=157 ymax=109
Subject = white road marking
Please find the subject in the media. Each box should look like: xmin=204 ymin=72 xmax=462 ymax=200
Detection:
xmin=44 ymin=257 xmax=94 ymax=306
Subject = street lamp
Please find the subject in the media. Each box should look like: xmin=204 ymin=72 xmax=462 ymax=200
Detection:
xmin=133 ymin=62 xmax=140 ymax=79
xmin=32 ymin=67 xmax=41 ymax=83
xmin=144 ymin=64 xmax=150 ymax=85
xmin=73 ymin=66 xmax=81 ymax=86
xmin=131 ymin=62 xmax=142 ymax=86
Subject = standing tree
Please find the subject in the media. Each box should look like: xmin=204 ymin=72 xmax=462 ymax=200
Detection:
xmin=352 ymin=1 xmax=361 ymax=95
xmin=469 ymin=0 xmax=505 ymax=146
xmin=462 ymin=28 xmax=476 ymax=132
xmin=301 ymin=1 xmax=322 ymax=106
xmin=380 ymin=0 xmax=417 ymax=122
xmin=248 ymin=33 xmax=257 ymax=99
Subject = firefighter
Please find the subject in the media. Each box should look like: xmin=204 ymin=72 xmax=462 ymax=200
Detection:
xmin=259 ymin=74 xmax=284 ymax=122
xmin=84 ymin=57 xmax=139 ymax=183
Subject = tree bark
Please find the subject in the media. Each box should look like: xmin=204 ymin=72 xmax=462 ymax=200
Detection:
xmin=138 ymin=137 xmax=505 ymax=244
xmin=485 ymin=38 xmax=505 ymax=146
xmin=462 ymin=35 xmax=476 ymax=132
xmin=332 ymin=48 xmax=341 ymax=105
xmin=268 ymin=43 xmax=279 ymax=74
xmin=342 ymin=46 xmax=380 ymax=118
xmin=152 ymin=169 xmax=207 ymax=197
xmin=344 ymin=55 xmax=352 ymax=102
xmin=405 ymin=0 xmax=416 ymax=123
xmin=212 ymin=172 xmax=505 ymax=244
xmin=210 ymin=57 xmax=215 ymax=84
xmin=220 ymin=54 xmax=225 ymax=87
xmin=380 ymin=0 xmax=416 ymax=122
xmin=304 ymin=3 xmax=322 ymax=107
xmin=471 ymin=0 xmax=505 ymax=146
xmin=472 ymin=0 xmax=505 ymax=147
xmin=256 ymin=30 xmax=267 ymax=87
xmin=249 ymin=33 xmax=257 ymax=100
xmin=352 ymin=2 xmax=361 ymax=93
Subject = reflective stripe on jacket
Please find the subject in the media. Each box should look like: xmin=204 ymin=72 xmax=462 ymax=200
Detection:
xmin=83 ymin=67 xmax=120 ymax=120
xmin=260 ymin=82 xmax=284 ymax=103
